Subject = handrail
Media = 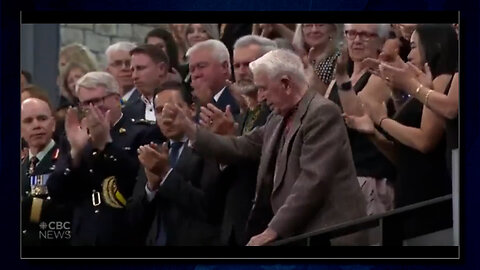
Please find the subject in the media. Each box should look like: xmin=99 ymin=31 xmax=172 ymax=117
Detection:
xmin=269 ymin=194 xmax=453 ymax=246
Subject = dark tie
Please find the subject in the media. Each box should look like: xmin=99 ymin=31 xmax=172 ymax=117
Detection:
xmin=156 ymin=141 xmax=183 ymax=246
xmin=29 ymin=156 xmax=39 ymax=175
xmin=168 ymin=142 xmax=183 ymax=168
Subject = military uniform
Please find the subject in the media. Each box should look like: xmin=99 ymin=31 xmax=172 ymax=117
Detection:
xmin=21 ymin=141 xmax=72 ymax=246
xmin=46 ymin=114 xmax=160 ymax=246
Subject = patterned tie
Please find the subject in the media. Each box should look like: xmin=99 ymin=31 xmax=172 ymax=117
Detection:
xmin=29 ymin=156 xmax=39 ymax=176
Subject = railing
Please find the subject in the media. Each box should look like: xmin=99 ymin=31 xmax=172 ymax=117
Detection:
xmin=270 ymin=194 xmax=453 ymax=246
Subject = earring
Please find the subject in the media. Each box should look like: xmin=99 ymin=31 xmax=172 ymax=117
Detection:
xmin=328 ymin=35 xmax=333 ymax=40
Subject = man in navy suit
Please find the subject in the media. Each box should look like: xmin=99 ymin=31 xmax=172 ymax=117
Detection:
xmin=128 ymin=81 xmax=223 ymax=246
xmin=186 ymin=39 xmax=240 ymax=116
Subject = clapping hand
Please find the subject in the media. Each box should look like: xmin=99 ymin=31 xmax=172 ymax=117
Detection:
xmin=138 ymin=142 xmax=170 ymax=191
xmin=84 ymin=104 xmax=112 ymax=151
xmin=65 ymin=107 xmax=89 ymax=159
xmin=343 ymin=112 xmax=376 ymax=135
xmin=199 ymin=104 xmax=238 ymax=136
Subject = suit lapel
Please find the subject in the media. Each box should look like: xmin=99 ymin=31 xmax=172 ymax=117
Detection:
xmin=256 ymin=116 xmax=283 ymax=193
xmin=173 ymin=142 xmax=190 ymax=173
xmin=272 ymin=90 xmax=316 ymax=194
xmin=33 ymin=145 xmax=59 ymax=175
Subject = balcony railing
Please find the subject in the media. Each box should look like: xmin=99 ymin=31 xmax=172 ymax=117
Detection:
xmin=269 ymin=194 xmax=453 ymax=246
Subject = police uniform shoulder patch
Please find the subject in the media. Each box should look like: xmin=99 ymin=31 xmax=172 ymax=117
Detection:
xmin=101 ymin=176 xmax=127 ymax=209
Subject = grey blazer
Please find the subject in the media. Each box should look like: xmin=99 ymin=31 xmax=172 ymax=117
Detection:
xmin=194 ymin=89 xmax=367 ymax=245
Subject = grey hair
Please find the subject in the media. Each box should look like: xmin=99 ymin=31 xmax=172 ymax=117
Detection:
xmin=233 ymin=35 xmax=277 ymax=56
xmin=249 ymin=49 xmax=307 ymax=86
xmin=186 ymin=39 xmax=231 ymax=70
xmin=292 ymin=24 xmax=344 ymax=52
xmin=75 ymin=71 xmax=120 ymax=95
xmin=105 ymin=41 xmax=137 ymax=63
xmin=344 ymin=24 xmax=392 ymax=39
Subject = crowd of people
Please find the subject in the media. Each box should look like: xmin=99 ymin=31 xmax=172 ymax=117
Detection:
xmin=20 ymin=23 xmax=459 ymax=247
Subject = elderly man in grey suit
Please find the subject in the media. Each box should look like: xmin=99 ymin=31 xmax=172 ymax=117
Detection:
xmin=162 ymin=49 xmax=366 ymax=246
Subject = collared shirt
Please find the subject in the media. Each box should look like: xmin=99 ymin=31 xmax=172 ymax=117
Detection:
xmin=141 ymin=94 xmax=156 ymax=122
xmin=112 ymin=113 xmax=123 ymax=128
xmin=29 ymin=139 xmax=55 ymax=163
xmin=145 ymin=137 xmax=188 ymax=201
xmin=213 ymin=86 xmax=226 ymax=103
xmin=122 ymin=88 xmax=136 ymax=102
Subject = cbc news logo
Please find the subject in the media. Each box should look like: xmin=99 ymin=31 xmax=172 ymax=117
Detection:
xmin=38 ymin=221 xmax=71 ymax=240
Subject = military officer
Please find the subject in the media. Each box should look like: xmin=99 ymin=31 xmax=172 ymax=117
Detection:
xmin=47 ymin=72 xmax=158 ymax=246
xmin=21 ymin=97 xmax=72 ymax=246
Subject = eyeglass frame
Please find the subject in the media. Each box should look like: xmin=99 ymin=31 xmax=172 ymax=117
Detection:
xmin=344 ymin=30 xmax=379 ymax=41
xmin=108 ymin=59 xmax=131 ymax=69
xmin=78 ymin=92 xmax=118 ymax=109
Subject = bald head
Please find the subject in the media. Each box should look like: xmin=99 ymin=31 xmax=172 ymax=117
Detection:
xmin=21 ymin=98 xmax=56 ymax=154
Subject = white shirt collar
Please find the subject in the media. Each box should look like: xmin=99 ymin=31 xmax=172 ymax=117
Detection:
xmin=169 ymin=136 xmax=188 ymax=145
xmin=141 ymin=94 xmax=156 ymax=122
xmin=140 ymin=94 xmax=154 ymax=104
xmin=29 ymin=139 xmax=55 ymax=162
xmin=122 ymin=87 xmax=136 ymax=101
xmin=213 ymin=86 xmax=227 ymax=103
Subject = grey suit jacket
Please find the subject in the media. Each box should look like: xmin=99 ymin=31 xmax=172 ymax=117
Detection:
xmin=194 ymin=89 xmax=366 ymax=245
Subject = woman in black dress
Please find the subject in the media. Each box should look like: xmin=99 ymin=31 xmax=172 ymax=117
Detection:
xmin=344 ymin=24 xmax=458 ymax=208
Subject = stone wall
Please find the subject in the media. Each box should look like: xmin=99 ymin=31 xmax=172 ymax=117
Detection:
xmin=60 ymin=24 xmax=169 ymax=69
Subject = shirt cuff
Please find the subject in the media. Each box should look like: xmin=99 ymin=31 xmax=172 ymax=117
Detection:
xmin=160 ymin=168 xmax=173 ymax=186
xmin=144 ymin=168 xmax=173 ymax=202
xmin=144 ymin=184 xmax=158 ymax=202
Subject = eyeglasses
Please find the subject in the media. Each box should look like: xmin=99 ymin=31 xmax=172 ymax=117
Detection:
xmin=79 ymin=93 xmax=116 ymax=109
xmin=109 ymin=59 xmax=131 ymax=68
xmin=302 ymin=24 xmax=326 ymax=31
xmin=344 ymin=30 xmax=379 ymax=41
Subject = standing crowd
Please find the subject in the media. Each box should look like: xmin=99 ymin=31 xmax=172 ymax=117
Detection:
xmin=21 ymin=23 xmax=459 ymax=246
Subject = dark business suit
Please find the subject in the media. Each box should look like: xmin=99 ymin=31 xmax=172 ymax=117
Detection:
xmin=215 ymin=86 xmax=240 ymax=116
xmin=219 ymin=104 xmax=271 ymax=245
xmin=128 ymin=143 xmax=224 ymax=246
xmin=194 ymin=90 xmax=367 ymax=245
xmin=21 ymin=143 xmax=72 ymax=246
xmin=47 ymin=115 xmax=151 ymax=246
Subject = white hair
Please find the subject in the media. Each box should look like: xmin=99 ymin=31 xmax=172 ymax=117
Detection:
xmin=344 ymin=24 xmax=392 ymax=39
xmin=75 ymin=71 xmax=120 ymax=95
xmin=105 ymin=41 xmax=137 ymax=63
xmin=249 ymin=49 xmax=307 ymax=86
xmin=186 ymin=39 xmax=231 ymax=70
xmin=233 ymin=35 xmax=277 ymax=56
